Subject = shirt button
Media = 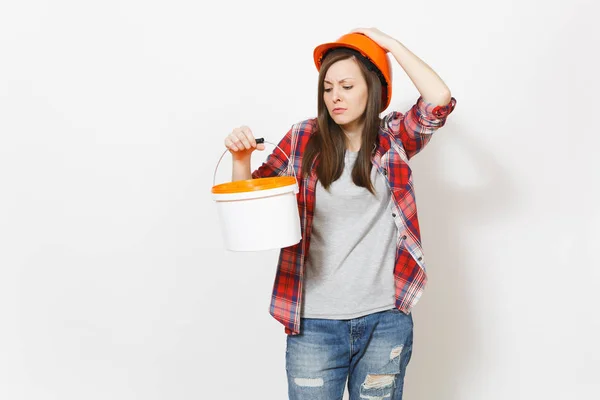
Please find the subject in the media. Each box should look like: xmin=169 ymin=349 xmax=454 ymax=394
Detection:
xmin=382 ymin=168 xmax=387 ymax=176
xmin=418 ymin=256 xmax=423 ymax=261
xmin=391 ymin=213 xmax=397 ymax=218
xmin=401 ymin=235 xmax=407 ymax=240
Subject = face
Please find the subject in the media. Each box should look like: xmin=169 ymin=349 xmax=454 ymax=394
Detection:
xmin=323 ymin=58 xmax=368 ymax=130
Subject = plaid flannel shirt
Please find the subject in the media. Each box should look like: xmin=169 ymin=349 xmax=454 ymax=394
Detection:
xmin=252 ymin=96 xmax=457 ymax=335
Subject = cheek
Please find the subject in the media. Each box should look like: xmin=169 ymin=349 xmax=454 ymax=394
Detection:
xmin=357 ymin=91 xmax=368 ymax=109
xmin=348 ymin=93 xmax=364 ymax=110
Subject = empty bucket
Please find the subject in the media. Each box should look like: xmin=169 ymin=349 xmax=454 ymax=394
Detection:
xmin=211 ymin=139 xmax=302 ymax=252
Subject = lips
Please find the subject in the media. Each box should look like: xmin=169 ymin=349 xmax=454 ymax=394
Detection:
xmin=332 ymin=108 xmax=346 ymax=114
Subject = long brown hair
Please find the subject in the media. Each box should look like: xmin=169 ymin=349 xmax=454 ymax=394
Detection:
xmin=302 ymin=49 xmax=383 ymax=194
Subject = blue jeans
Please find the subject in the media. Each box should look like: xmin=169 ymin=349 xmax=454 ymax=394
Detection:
xmin=285 ymin=308 xmax=413 ymax=400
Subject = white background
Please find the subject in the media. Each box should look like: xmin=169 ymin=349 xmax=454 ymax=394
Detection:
xmin=1 ymin=1 xmax=599 ymax=399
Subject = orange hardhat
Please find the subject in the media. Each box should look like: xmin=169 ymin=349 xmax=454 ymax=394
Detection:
xmin=313 ymin=32 xmax=392 ymax=111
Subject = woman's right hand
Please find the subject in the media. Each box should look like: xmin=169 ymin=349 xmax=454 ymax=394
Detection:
xmin=224 ymin=126 xmax=265 ymax=160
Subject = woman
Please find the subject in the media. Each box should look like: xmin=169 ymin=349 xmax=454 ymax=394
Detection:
xmin=224 ymin=27 xmax=456 ymax=400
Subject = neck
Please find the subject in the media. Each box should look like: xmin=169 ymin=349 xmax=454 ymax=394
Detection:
xmin=341 ymin=122 xmax=363 ymax=152
xmin=346 ymin=139 xmax=362 ymax=152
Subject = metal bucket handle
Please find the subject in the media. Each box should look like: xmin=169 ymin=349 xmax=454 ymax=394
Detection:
xmin=212 ymin=138 xmax=298 ymax=187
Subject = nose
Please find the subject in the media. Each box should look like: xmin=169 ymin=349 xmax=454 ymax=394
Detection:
xmin=331 ymin=87 xmax=342 ymax=103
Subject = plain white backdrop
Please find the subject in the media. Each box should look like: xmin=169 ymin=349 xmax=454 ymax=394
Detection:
xmin=1 ymin=0 xmax=599 ymax=399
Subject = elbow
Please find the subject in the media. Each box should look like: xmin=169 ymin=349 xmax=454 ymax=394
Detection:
xmin=436 ymin=88 xmax=452 ymax=106
xmin=422 ymin=88 xmax=452 ymax=107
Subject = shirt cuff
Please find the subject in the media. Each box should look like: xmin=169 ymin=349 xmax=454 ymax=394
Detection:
xmin=416 ymin=96 xmax=457 ymax=119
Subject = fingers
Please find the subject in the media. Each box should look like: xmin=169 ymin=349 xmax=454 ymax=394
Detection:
xmin=224 ymin=135 xmax=240 ymax=152
xmin=224 ymin=126 xmax=257 ymax=152
xmin=235 ymin=126 xmax=255 ymax=150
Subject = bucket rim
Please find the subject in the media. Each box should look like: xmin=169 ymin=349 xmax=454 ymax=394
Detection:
xmin=211 ymin=176 xmax=297 ymax=194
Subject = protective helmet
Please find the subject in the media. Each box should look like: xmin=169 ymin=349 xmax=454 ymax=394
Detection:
xmin=313 ymin=33 xmax=392 ymax=111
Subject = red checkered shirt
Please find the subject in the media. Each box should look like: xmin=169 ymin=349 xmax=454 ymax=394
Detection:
xmin=252 ymin=96 xmax=457 ymax=335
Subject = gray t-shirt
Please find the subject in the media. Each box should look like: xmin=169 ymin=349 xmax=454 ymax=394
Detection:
xmin=301 ymin=150 xmax=397 ymax=319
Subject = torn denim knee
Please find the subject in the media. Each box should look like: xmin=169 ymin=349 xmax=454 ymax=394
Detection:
xmin=359 ymin=345 xmax=405 ymax=399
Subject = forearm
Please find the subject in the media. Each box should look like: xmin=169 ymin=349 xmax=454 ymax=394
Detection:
xmin=232 ymin=158 xmax=252 ymax=181
xmin=388 ymin=40 xmax=451 ymax=106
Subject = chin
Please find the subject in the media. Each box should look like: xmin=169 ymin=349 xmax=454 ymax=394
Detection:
xmin=330 ymin=114 xmax=350 ymax=125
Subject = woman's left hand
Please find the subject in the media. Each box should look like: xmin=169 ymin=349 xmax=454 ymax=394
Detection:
xmin=350 ymin=27 xmax=397 ymax=52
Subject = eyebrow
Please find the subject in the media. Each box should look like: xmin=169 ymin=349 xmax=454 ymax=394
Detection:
xmin=324 ymin=78 xmax=354 ymax=84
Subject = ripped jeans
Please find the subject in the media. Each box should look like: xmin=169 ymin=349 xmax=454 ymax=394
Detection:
xmin=286 ymin=308 xmax=413 ymax=400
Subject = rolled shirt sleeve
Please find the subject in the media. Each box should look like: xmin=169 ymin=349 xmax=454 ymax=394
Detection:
xmin=386 ymin=96 xmax=457 ymax=160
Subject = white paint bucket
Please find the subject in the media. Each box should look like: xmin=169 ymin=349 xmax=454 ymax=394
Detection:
xmin=211 ymin=139 xmax=302 ymax=252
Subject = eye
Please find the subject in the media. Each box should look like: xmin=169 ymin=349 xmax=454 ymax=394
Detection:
xmin=343 ymin=86 xmax=353 ymax=90
xmin=324 ymin=88 xmax=332 ymax=92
